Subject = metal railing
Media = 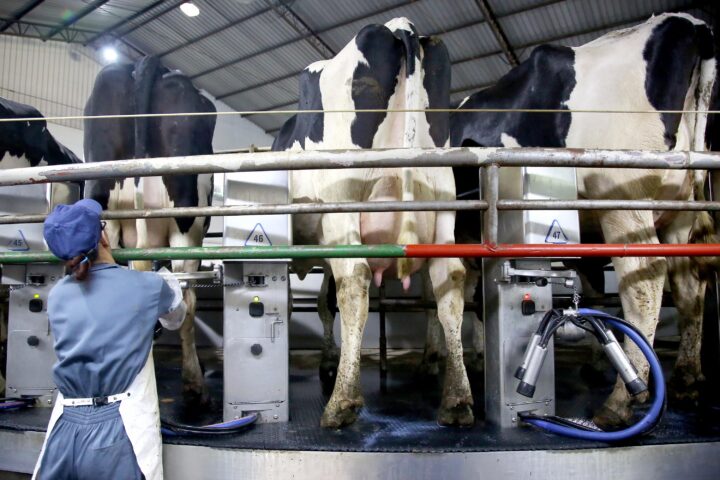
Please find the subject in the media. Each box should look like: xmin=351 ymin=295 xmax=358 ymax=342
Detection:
xmin=1 ymin=146 xmax=720 ymax=261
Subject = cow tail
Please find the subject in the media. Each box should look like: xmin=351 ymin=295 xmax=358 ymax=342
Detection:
xmin=390 ymin=19 xmax=422 ymax=284
xmin=688 ymin=37 xmax=718 ymax=272
xmin=397 ymin=168 xmax=419 ymax=282
xmin=133 ymin=56 xmax=163 ymax=160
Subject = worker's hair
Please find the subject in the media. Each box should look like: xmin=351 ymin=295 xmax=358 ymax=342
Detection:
xmin=65 ymin=249 xmax=98 ymax=281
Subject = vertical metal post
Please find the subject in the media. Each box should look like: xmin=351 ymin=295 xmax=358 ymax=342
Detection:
xmin=483 ymin=165 xmax=499 ymax=244
xmin=379 ymin=282 xmax=388 ymax=393
xmin=704 ymin=171 xmax=720 ymax=397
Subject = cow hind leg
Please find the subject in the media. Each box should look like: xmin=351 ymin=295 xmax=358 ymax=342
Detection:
xmin=321 ymin=259 xmax=371 ymax=428
xmin=661 ymin=212 xmax=706 ymax=405
xmin=467 ymin=265 xmax=484 ymax=373
xmin=593 ymin=210 xmax=666 ymax=429
xmin=170 ymin=221 xmax=210 ymax=405
xmin=318 ymin=272 xmax=340 ymax=395
xmin=419 ymin=269 xmax=444 ymax=377
xmin=666 ymin=255 xmax=706 ymax=404
xmin=429 ymin=257 xmax=473 ymax=426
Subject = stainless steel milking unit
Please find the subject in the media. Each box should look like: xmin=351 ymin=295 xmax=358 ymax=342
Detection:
xmin=482 ymin=165 xmax=580 ymax=428
xmin=1 ymin=182 xmax=80 ymax=406
xmin=222 ymin=170 xmax=291 ymax=423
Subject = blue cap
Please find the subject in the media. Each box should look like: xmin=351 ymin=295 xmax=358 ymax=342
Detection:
xmin=43 ymin=199 xmax=103 ymax=261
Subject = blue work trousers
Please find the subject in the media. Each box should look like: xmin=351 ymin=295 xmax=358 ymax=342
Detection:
xmin=38 ymin=402 xmax=142 ymax=480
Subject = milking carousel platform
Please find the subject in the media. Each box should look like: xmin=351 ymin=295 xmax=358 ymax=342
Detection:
xmin=1 ymin=345 xmax=719 ymax=479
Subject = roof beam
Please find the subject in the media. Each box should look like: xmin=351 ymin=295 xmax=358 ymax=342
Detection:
xmin=190 ymin=0 xmax=417 ymax=80
xmin=264 ymin=0 xmax=335 ymax=59
xmin=211 ymin=0 xmax=564 ymax=100
xmin=472 ymin=0 xmax=518 ymax=66
xmin=84 ymin=0 xmax=167 ymax=46
xmin=217 ymin=70 xmax=298 ymax=101
xmin=158 ymin=5 xmax=273 ymax=58
xmin=453 ymin=13 xmax=655 ymax=68
xmin=43 ymin=0 xmax=111 ymax=40
xmin=0 ymin=0 xmax=45 ymax=33
xmin=0 ymin=17 xmax=98 ymax=43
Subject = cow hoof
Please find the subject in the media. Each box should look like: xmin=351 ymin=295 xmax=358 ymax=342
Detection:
xmin=183 ymin=384 xmax=211 ymax=407
xmin=633 ymin=390 xmax=649 ymax=404
xmin=438 ymin=404 xmax=474 ymax=427
xmin=668 ymin=372 xmax=704 ymax=408
xmin=320 ymin=396 xmax=364 ymax=428
xmin=592 ymin=404 xmax=633 ymax=430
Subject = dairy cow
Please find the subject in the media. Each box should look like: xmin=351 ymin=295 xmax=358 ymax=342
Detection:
xmin=1 ymin=97 xmax=81 ymax=168
xmin=84 ymin=57 xmax=216 ymax=402
xmin=1 ymin=97 xmax=82 ymax=391
xmin=449 ymin=13 xmax=717 ymax=427
xmin=273 ymin=18 xmax=473 ymax=427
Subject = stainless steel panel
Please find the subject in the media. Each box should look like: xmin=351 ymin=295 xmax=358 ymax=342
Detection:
xmin=497 ymin=166 xmax=579 ymax=245
xmin=484 ymin=258 xmax=555 ymax=427
xmin=4 ymin=264 xmax=64 ymax=405
xmin=223 ymin=262 xmax=289 ymax=423
xmin=0 ymin=182 xmax=80 ymax=253
xmin=0 ymin=184 xmax=51 ymax=253
xmin=223 ymin=171 xmax=291 ymax=251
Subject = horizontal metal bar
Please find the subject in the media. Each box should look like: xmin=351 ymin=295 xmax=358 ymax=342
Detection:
xmin=2 ymin=243 xmax=720 ymax=264
xmin=496 ymin=199 xmax=720 ymax=211
xmin=0 ymin=200 xmax=488 ymax=225
xmin=5 ymin=196 xmax=719 ymax=225
xmin=1 ymin=148 xmax=720 ymax=187
xmin=168 ymin=271 xmax=219 ymax=281
xmin=403 ymin=243 xmax=720 ymax=258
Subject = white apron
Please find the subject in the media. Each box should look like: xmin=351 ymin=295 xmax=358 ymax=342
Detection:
xmin=32 ymin=352 xmax=163 ymax=480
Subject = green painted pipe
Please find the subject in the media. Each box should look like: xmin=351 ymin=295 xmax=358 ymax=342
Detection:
xmin=0 ymin=244 xmax=408 ymax=264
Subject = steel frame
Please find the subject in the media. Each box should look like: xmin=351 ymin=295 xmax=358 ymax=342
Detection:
xmin=42 ymin=0 xmax=111 ymax=41
xmin=0 ymin=0 xmax=45 ymax=33
xmin=0 ymin=146 xmax=719 ymax=263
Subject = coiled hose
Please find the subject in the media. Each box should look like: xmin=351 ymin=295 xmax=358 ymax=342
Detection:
xmin=520 ymin=308 xmax=666 ymax=441
xmin=161 ymin=412 xmax=258 ymax=436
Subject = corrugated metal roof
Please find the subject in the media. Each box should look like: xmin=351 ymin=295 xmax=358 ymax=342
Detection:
xmin=0 ymin=0 xmax=716 ymax=135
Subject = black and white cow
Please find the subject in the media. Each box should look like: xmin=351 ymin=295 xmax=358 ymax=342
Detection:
xmin=273 ymin=18 xmax=472 ymax=428
xmin=1 ymin=97 xmax=81 ymax=168
xmin=449 ymin=13 xmax=717 ymax=428
xmin=84 ymin=56 xmax=216 ymax=402
xmin=1 ymin=96 xmax=82 ymax=391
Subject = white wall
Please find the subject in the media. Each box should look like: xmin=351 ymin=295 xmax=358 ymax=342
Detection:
xmin=209 ymin=96 xmax=273 ymax=151
xmin=0 ymin=35 xmax=104 ymax=160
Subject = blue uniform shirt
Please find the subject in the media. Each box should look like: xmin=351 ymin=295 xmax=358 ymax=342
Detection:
xmin=47 ymin=263 xmax=175 ymax=398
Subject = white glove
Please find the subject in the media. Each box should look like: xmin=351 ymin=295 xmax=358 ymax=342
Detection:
xmin=157 ymin=267 xmax=187 ymax=331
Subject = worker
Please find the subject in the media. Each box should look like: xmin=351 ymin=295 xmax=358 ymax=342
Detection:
xmin=32 ymin=198 xmax=186 ymax=480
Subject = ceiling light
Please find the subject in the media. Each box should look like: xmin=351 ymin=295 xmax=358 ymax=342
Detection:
xmin=180 ymin=2 xmax=200 ymax=17
xmin=102 ymin=46 xmax=118 ymax=63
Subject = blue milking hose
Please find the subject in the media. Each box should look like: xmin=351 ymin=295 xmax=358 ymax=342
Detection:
xmin=161 ymin=412 xmax=258 ymax=436
xmin=520 ymin=308 xmax=665 ymax=441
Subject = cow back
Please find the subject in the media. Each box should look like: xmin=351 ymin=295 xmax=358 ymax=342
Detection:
xmin=1 ymin=96 xmax=81 ymax=168
xmin=273 ymin=18 xmax=451 ymax=152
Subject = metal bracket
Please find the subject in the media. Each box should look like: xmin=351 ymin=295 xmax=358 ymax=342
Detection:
xmin=268 ymin=313 xmax=283 ymax=342
xmin=507 ymin=397 xmax=553 ymax=408
xmin=501 ymin=261 xmax=577 ymax=284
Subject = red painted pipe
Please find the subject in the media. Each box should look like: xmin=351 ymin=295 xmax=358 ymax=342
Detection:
xmin=404 ymin=243 xmax=720 ymax=258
